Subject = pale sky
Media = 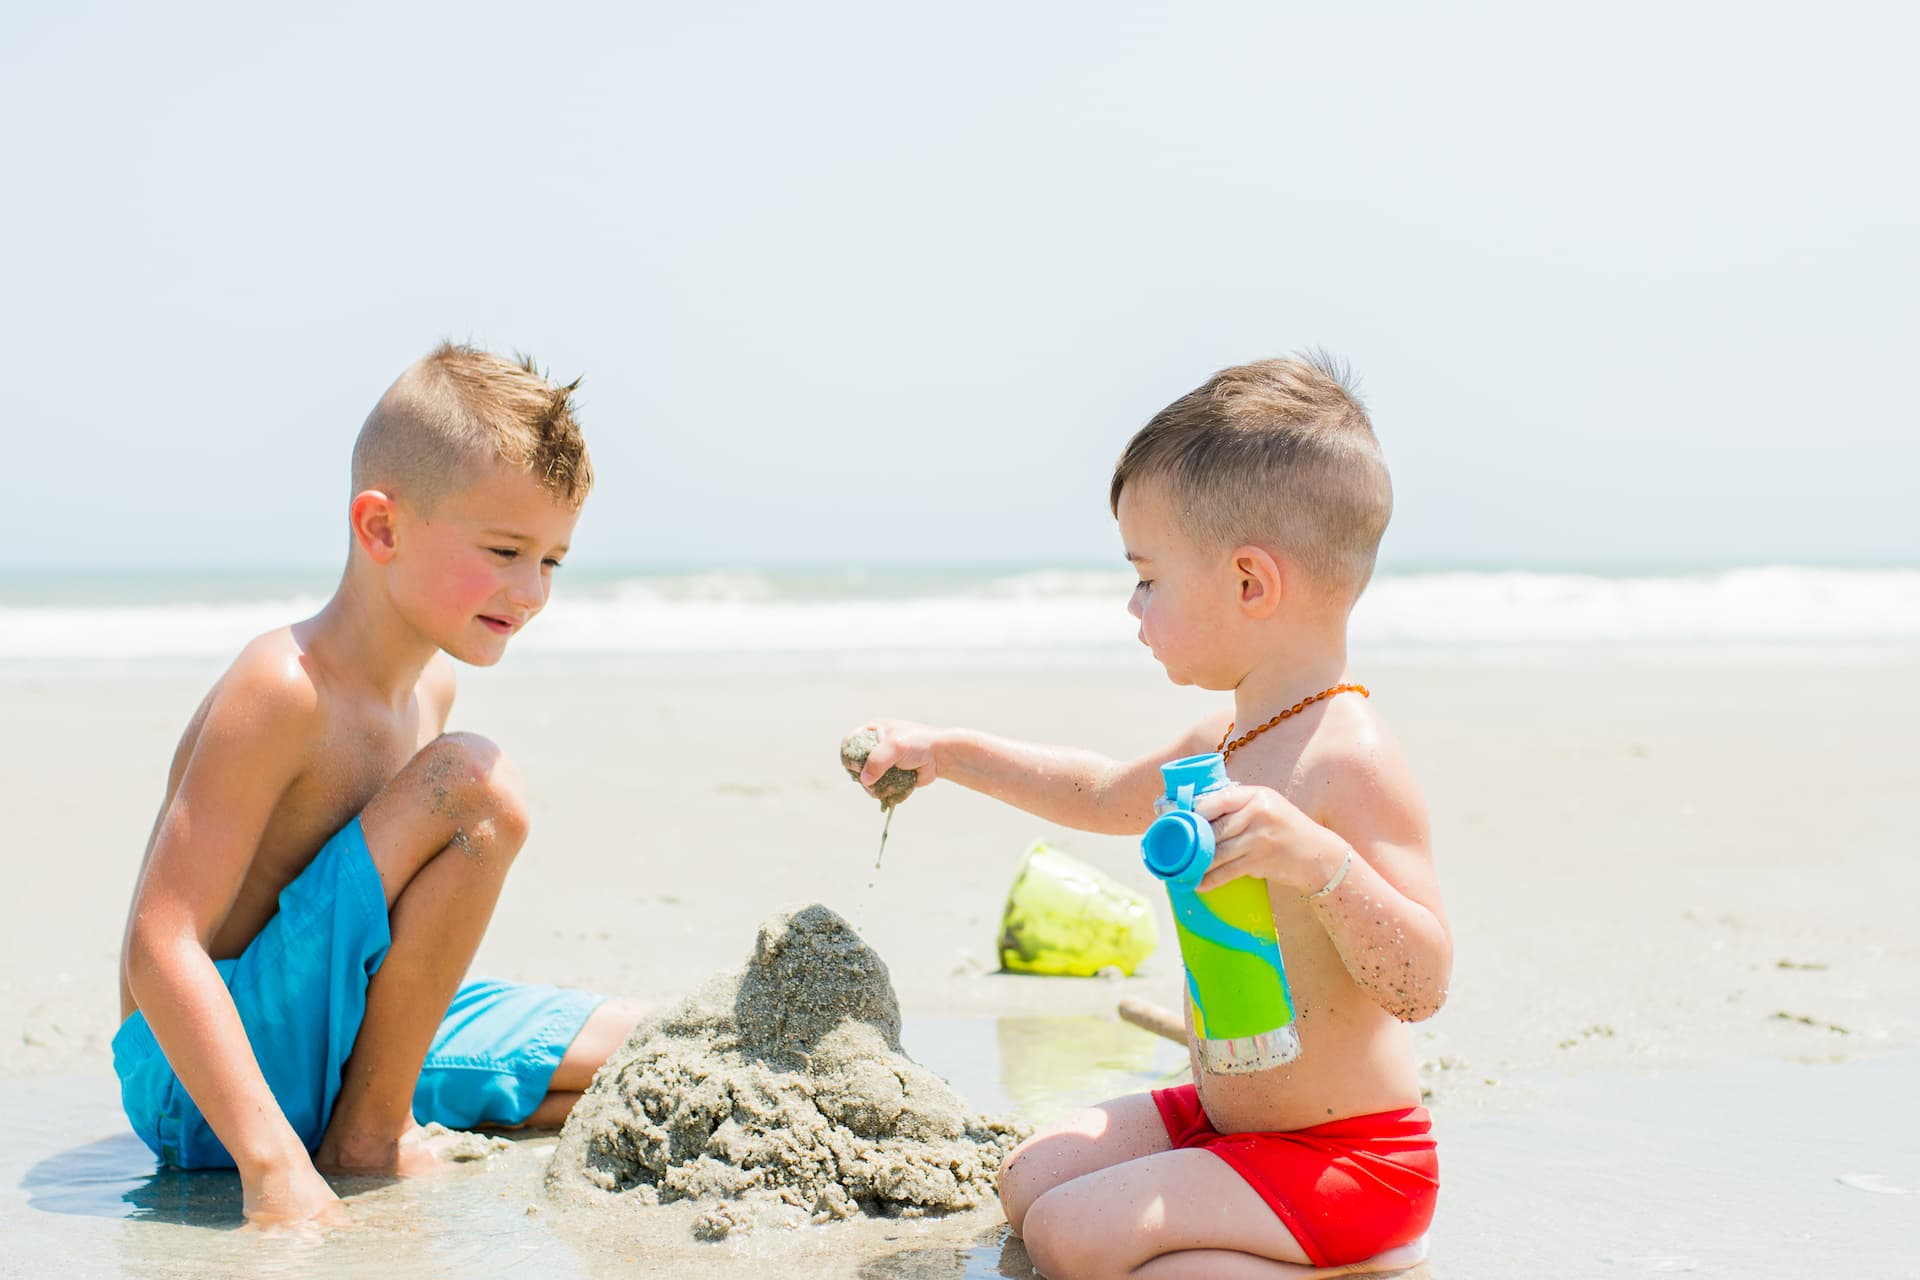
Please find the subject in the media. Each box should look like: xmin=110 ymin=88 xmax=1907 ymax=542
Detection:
xmin=4 ymin=2 xmax=1915 ymax=573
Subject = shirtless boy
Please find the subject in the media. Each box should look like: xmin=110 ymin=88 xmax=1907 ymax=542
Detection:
xmin=853 ymin=355 xmax=1449 ymax=1277
xmin=115 ymin=344 xmax=642 ymax=1227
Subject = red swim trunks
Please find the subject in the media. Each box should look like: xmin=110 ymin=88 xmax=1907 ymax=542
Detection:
xmin=1152 ymin=1085 xmax=1439 ymax=1268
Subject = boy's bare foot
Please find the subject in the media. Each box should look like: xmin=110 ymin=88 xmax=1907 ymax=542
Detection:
xmin=314 ymin=1121 xmax=507 ymax=1176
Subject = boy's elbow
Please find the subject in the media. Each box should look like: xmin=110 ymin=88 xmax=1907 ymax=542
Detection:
xmin=1396 ymin=990 xmax=1448 ymax=1023
xmin=122 ymin=922 xmax=163 ymax=995
xmin=1382 ymin=985 xmax=1446 ymax=1023
xmin=1389 ymin=946 xmax=1452 ymax=1023
xmin=122 ymin=915 xmax=195 ymax=999
xmin=1409 ymin=955 xmax=1453 ymax=1022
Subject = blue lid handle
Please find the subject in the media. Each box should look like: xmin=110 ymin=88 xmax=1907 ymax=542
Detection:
xmin=1144 ymin=752 xmax=1229 ymax=885
xmin=1160 ymin=753 xmax=1229 ymax=806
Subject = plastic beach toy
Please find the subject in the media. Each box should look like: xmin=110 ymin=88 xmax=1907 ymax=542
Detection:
xmin=998 ymin=842 xmax=1158 ymax=977
xmin=1142 ymin=752 xmax=1301 ymax=1073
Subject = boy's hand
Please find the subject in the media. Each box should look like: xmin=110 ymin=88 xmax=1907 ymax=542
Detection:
xmin=1191 ymin=784 xmax=1349 ymax=895
xmin=242 ymin=1153 xmax=350 ymax=1233
xmin=848 ymin=720 xmax=944 ymax=793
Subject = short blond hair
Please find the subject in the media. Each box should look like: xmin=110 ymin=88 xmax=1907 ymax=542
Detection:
xmin=1110 ymin=353 xmax=1391 ymax=597
xmin=352 ymin=342 xmax=592 ymax=510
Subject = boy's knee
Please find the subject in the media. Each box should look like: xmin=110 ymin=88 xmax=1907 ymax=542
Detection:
xmin=482 ymin=761 xmax=530 ymax=853
xmin=416 ymin=733 xmax=529 ymax=849
xmin=996 ymin=1143 xmax=1043 ymax=1235
xmin=1020 ymin=1187 xmax=1094 ymax=1279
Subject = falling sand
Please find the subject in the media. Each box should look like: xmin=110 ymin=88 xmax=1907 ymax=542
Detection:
xmin=839 ymin=730 xmax=918 ymax=867
xmin=544 ymin=905 xmax=1028 ymax=1239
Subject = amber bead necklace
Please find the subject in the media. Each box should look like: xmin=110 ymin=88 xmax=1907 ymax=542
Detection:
xmin=1216 ymin=683 xmax=1370 ymax=761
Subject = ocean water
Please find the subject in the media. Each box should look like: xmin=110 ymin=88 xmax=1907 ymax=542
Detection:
xmin=2 ymin=564 xmax=1917 ymax=677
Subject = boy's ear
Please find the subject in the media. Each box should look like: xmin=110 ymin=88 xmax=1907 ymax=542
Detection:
xmin=1232 ymin=545 xmax=1283 ymax=619
xmin=350 ymin=490 xmax=399 ymax=564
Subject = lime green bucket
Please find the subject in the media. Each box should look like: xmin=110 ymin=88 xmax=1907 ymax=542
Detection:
xmin=998 ymin=841 xmax=1159 ymax=976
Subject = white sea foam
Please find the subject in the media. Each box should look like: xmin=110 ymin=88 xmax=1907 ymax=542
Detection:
xmin=1 ymin=568 xmax=1916 ymax=673
xmin=1352 ymin=567 xmax=1920 ymax=655
xmin=0 ymin=597 xmax=332 ymax=661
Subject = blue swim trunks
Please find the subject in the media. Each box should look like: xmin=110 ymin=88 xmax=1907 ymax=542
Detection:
xmin=111 ymin=818 xmax=605 ymax=1170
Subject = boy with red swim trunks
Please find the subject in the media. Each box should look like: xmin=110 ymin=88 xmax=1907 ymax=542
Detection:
xmin=853 ymin=355 xmax=1449 ymax=1277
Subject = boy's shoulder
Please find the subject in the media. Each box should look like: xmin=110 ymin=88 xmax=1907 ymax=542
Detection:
xmin=1297 ymin=695 xmax=1427 ymax=838
xmin=197 ymin=628 xmax=328 ymax=750
xmin=227 ymin=626 xmax=323 ymax=700
xmin=1234 ymin=694 xmax=1423 ymax=839
xmin=149 ymin=629 xmax=332 ymax=836
xmin=204 ymin=628 xmax=456 ymax=738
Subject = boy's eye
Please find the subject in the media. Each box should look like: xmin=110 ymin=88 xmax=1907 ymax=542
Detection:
xmin=489 ymin=547 xmax=519 ymax=560
xmin=1134 ymin=579 xmax=1153 ymax=591
xmin=542 ymin=558 xmax=562 ymax=570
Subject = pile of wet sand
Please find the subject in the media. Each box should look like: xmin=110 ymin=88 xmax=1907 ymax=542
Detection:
xmin=544 ymin=904 xmax=1029 ymax=1238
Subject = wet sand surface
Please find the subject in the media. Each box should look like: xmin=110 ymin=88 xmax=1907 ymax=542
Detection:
xmin=6 ymin=1016 xmax=1182 ymax=1280
xmin=7 ymin=1038 xmax=1915 ymax=1278
xmin=4 ymin=663 xmax=1917 ymax=1276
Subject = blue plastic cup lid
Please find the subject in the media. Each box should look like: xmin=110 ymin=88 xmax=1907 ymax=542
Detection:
xmin=1143 ymin=809 xmax=1209 ymax=879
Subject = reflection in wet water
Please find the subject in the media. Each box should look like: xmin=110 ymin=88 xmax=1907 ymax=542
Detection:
xmin=23 ymin=1132 xmax=238 ymax=1225
xmin=17 ymin=1128 xmax=598 ymax=1279
xmin=994 ymin=1014 xmax=1188 ymax=1120
xmin=861 ymin=1225 xmax=1036 ymax=1280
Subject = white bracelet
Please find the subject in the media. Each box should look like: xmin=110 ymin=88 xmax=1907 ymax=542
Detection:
xmin=1306 ymin=849 xmax=1353 ymax=900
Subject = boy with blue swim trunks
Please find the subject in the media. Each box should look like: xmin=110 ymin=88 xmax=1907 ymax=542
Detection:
xmin=113 ymin=343 xmax=644 ymax=1228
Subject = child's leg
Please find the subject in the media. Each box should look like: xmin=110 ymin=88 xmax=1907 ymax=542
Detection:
xmin=998 ymin=1093 xmax=1173 ymax=1234
xmin=1022 ymin=1149 xmax=1315 ymax=1278
xmin=313 ymin=733 xmax=529 ymax=1173
xmin=505 ymin=997 xmax=649 ymax=1130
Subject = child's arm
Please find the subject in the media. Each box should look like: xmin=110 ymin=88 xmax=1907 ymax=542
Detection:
xmin=1193 ymin=747 xmax=1452 ymax=1022
xmin=852 ymin=713 xmax=1232 ymax=836
xmin=122 ymin=658 xmax=343 ymax=1225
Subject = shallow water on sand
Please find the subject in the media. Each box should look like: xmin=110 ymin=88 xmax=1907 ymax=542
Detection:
xmin=4 ymin=1015 xmax=1180 ymax=1279
xmin=1433 ymin=1049 xmax=1920 ymax=1279
xmin=6 ymin=1019 xmax=1915 ymax=1279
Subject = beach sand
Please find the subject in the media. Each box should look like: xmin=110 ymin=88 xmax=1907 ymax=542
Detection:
xmin=3 ymin=661 xmax=1917 ymax=1276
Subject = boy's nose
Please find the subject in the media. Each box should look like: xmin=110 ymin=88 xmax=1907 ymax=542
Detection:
xmin=506 ymin=567 xmax=547 ymax=611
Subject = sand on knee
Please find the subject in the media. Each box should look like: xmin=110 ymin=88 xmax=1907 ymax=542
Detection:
xmin=543 ymin=904 xmax=1029 ymax=1239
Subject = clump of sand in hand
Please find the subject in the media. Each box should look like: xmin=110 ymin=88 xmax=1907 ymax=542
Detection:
xmin=544 ymin=905 xmax=1027 ymax=1238
xmin=839 ymin=730 xmax=918 ymax=868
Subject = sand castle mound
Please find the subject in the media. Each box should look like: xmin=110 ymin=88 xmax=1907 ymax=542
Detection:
xmin=544 ymin=905 xmax=1028 ymax=1237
